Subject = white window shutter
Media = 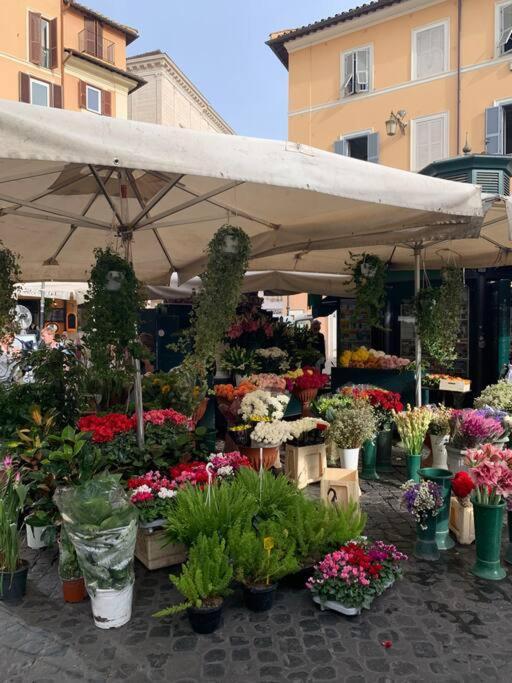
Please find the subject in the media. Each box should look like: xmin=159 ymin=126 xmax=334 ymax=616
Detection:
xmin=415 ymin=24 xmax=445 ymax=79
xmin=343 ymin=52 xmax=354 ymax=96
xmin=334 ymin=139 xmax=349 ymax=155
xmin=485 ymin=106 xmax=503 ymax=155
xmin=355 ymin=48 xmax=369 ymax=92
xmin=367 ymin=132 xmax=379 ymax=163
xmin=414 ymin=116 xmax=446 ymax=171
xmin=499 ymin=4 xmax=512 ymax=50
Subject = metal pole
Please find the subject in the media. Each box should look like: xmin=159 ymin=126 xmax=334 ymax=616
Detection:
xmin=39 ymin=281 xmax=45 ymax=332
xmin=119 ymin=169 xmax=145 ymax=448
xmin=414 ymin=247 xmax=422 ymax=407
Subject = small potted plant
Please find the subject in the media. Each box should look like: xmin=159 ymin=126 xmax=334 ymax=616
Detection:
xmin=393 ymin=405 xmax=433 ymax=482
xmin=327 ymin=397 xmax=377 ymax=470
xmin=307 ymin=539 xmax=407 ymax=616
xmin=54 ymin=475 xmax=139 ymax=629
xmin=59 ymin=528 xmax=87 ymax=603
xmin=401 ymin=480 xmax=443 ymax=560
xmin=228 ymin=522 xmax=298 ymax=611
xmin=154 ymin=533 xmax=232 ymax=634
xmin=0 ymin=457 xmax=29 ymax=602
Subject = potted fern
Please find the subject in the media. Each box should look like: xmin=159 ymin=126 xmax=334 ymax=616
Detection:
xmin=228 ymin=521 xmax=298 ymax=611
xmin=154 ymin=533 xmax=232 ymax=633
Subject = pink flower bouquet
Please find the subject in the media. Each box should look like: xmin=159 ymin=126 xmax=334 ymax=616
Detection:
xmin=449 ymin=409 xmax=503 ymax=449
xmin=465 ymin=444 xmax=512 ymax=504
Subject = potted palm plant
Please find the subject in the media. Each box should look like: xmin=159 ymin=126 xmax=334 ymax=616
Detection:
xmin=0 ymin=457 xmax=29 ymax=601
xmin=228 ymin=521 xmax=298 ymax=611
xmin=326 ymin=397 xmax=377 ymax=470
xmin=154 ymin=533 xmax=232 ymax=634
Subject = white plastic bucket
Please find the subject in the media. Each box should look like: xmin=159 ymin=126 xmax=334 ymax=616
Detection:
xmin=90 ymin=583 xmax=133 ymax=629
xmin=26 ymin=524 xmax=49 ymax=549
xmin=339 ymin=448 xmax=360 ymax=470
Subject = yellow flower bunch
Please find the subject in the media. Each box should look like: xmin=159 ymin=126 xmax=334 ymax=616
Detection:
xmin=284 ymin=368 xmax=303 ymax=379
xmin=340 ymin=347 xmax=373 ymax=367
xmin=392 ymin=405 xmax=433 ymax=456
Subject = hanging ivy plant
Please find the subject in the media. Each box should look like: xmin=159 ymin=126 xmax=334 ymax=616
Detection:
xmin=415 ymin=266 xmax=464 ymax=367
xmin=190 ymin=225 xmax=251 ymax=365
xmin=83 ymin=247 xmax=145 ymax=373
xmin=0 ymin=242 xmax=21 ymax=338
xmin=346 ymin=252 xmax=388 ymax=328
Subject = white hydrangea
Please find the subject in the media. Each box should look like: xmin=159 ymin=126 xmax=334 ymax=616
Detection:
xmin=239 ymin=390 xmax=289 ymax=421
xmin=251 ymin=419 xmax=292 ymax=446
xmin=157 ymin=488 xmax=176 ymax=499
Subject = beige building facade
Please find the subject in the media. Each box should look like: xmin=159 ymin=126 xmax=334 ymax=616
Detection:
xmin=127 ymin=50 xmax=233 ymax=133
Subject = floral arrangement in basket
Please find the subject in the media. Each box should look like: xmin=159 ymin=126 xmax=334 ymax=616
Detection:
xmin=248 ymin=373 xmax=287 ymax=392
xmin=342 ymin=386 xmax=403 ymax=429
xmin=285 ymin=367 xmax=329 ymax=394
xmin=306 ymin=539 xmax=407 ymax=612
xmin=451 ymin=471 xmax=475 ymax=507
xmin=239 ymin=390 xmax=289 ymax=422
xmin=448 ymin=409 xmax=503 ymax=450
xmin=392 ymin=405 xmax=433 ymax=456
xmin=288 ymin=418 xmax=329 ymax=447
xmin=339 ymin=346 xmax=410 ymax=370
xmin=464 ymin=444 xmax=512 ymax=504
xmin=401 ymin=480 xmax=443 ymax=528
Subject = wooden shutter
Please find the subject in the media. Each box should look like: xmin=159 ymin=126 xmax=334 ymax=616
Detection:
xmin=95 ymin=22 xmax=103 ymax=60
xmin=485 ymin=106 xmax=503 ymax=155
xmin=19 ymin=72 xmax=30 ymax=103
xmin=78 ymin=80 xmax=87 ymax=108
xmin=355 ymin=48 xmax=369 ymax=92
xmin=102 ymin=90 xmax=112 ymax=116
xmin=367 ymin=132 xmax=380 ymax=163
xmin=333 ymin=139 xmax=349 ymax=155
xmin=52 ymin=84 xmax=62 ymax=108
xmin=84 ymin=17 xmax=96 ymax=54
xmin=49 ymin=18 xmax=58 ymax=68
xmin=29 ymin=11 xmax=42 ymax=65
xmin=342 ymin=52 xmax=354 ymax=96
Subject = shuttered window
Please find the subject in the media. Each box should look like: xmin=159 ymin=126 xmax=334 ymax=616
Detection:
xmin=28 ymin=12 xmax=58 ymax=68
xmin=333 ymin=132 xmax=379 ymax=163
xmin=79 ymin=80 xmax=112 ymax=116
xmin=342 ymin=47 xmax=371 ymax=97
xmin=498 ymin=2 xmax=512 ymax=54
xmin=19 ymin=72 xmax=62 ymax=108
xmin=412 ymin=113 xmax=448 ymax=171
xmin=413 ymin=22 xmax=448 ymax=80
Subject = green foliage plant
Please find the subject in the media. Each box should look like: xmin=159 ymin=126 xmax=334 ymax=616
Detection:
xmin=346 ymin=253 xmax=388 ymax=328
xmin=322 ymin=500 xmax=367 ymax=554
xmin=227 ymin=520 xmax=298 ymax=588
xmin=83 ymin=247 xmax=145 ymax=374
xmin=415 ymin=267 xmax=465 ymax=367
xmin=58 ymin=527 xmax=82 ymax=581
xmin=0 ymin=242 xmax=20 ymax=339
xmin=154 ymin=534 xmax=232 ymax=617
xmin=190 ymin=225 xmax=251 ymax=366
xmin=475 ymin=380 xmax=512 ymax=412
xmin=0 ymin=461 xmax=28 ymax=575
xmin=221 ymin=345 xmax=260 ymax=374
xmin=233 ymin=467 xmax=301 ymax=521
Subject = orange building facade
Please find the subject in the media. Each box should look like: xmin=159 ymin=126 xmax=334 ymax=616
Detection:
xmin=0 ymin=0 xmax=144 ymax=118
xmin=268 ymin=0 xmax=512 ymax=171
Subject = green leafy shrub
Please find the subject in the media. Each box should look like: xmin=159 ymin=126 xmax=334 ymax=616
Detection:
xmin=154 ymin=534 xmax=232 ymax=616
xmin=475 ymin=380 xmax=512 ymax=412
xmin=323 ymin=500 xmax=367 ymax=553
xmin=233 ymin=467 xmax=300 ymax=521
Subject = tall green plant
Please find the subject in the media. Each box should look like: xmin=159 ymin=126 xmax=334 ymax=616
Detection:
xmin=233 ymin=467 xmax=301 ymax=521
xmin=190 ymin=225 xmax=251 ymax=365
xmin=0 ymin=242 xmax=20 ymax=339
xmin=83 ymin=247 xmax=145 ymax=373
xmin=346 ymin=252 xmax=388 ymax=328
xmin=154 ymin=534 xmax=232 ymax=616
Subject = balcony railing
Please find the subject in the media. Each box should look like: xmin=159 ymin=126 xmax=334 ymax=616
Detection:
xmin=78 ymin=29 xmax=115 ymax=64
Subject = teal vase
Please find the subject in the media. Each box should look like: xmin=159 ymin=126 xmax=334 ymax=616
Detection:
xmin=361 ymin=438 xmax=379 ymax=480
xmin=406 ymin=454 xmax=421 ymax=483
xmin=376 ymin=428 xmax=393 ymax=473
xmin=415 ymin=514 xmax=440 ymax=561
xmin=506 ymin=510 xmax=512 ymax=565
xmin=419 ymin=468 xmax=455 ymax=551
xmin=471 ymin=499 xmax=506 ymax=581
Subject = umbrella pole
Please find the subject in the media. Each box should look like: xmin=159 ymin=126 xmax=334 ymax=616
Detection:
xmin=414 ymin=246 xmax=422 ymax=407
xmin=120 ymin=170 xmax=145 ymax=448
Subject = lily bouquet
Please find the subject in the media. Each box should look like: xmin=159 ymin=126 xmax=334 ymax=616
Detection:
xmin=464 ymin=444 xmax=512 ymax=505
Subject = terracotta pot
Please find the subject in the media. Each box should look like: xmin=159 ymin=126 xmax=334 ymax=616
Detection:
xmin=192 ymin=398 xmax=209 ymax=424
xmin=62 ymin=577 xmax=88 ymax=603
xmin=240 ymin=445 xmax=279 ymax=470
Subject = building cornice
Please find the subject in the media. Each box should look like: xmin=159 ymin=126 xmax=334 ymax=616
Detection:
xmin=127 ymin=52 xmax=234 ymax=134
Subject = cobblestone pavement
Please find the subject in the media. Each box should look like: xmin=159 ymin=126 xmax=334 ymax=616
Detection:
xmin=2 ymin=466 xmax=512 ymax=683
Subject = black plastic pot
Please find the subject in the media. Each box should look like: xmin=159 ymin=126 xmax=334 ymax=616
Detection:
xmin=187 ymin=602 xmax=223 ymax=634
xmin=281 ymin=566 xmax=314 ymax=590
xmin=0 ymin=560 xmax=29 ymax=601
xmin=244 ymin=583 xmax=277 ymax=612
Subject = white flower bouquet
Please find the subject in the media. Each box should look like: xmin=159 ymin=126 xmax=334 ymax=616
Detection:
xmin=250 ymin=419 xmax=292 ymax=447
xmin=239 ymin=390 xmax=289 ymax=422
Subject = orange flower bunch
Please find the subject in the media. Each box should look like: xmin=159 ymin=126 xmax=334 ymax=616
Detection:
xmin=215 ymin=381 xmax=256 ymax=403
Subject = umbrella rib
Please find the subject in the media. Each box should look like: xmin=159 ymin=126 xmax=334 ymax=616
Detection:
xmin=135 ymin=180 xmax=244 ymax=230
xmin=0 ymin=208 xmax=111 ymax=230
xmin=128 ymin=174 xmax=184 ymax=229
xmin=480 ymin=234 xmax=511 ymax=252
xmin=0 ymin=166 xmax=69 ymax=185
xmin=0 ymin=170 xmax=94 ymax=214
xmin=135 ymin=215 xmax=225 ymax=232
xmin=89 ymin=165 xmax=123 ymax=226
xmin=0 ymin=191 xmax=111 ymax=229
xmin=126 ymin=170 xmax=175 ymax=270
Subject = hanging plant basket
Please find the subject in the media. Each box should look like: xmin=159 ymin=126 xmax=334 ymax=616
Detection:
xmin=345 ymin=252 xmax=388 ymax=329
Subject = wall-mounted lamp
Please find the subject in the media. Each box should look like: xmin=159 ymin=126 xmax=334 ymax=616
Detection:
xmin=385 ymin=110 xmax=407 ymax=136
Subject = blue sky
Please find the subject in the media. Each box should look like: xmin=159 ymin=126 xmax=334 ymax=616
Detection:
xmin=92 ymin=1 xmax=355 ymax=139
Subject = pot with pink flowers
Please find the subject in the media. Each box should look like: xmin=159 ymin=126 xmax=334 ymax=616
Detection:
xmin=465 ymin=444 xmax=512 ymax=581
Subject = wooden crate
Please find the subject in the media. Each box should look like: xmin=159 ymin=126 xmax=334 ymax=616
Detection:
xmin=135 ymin=527 xmax=187 ymax=570
xmin=449 ymin=498 xmax=475 ymax=545
xmin=320 ymin=468 xmax=360 ymax=507
xmin=285 ymin=443 xmax=327 ymax=489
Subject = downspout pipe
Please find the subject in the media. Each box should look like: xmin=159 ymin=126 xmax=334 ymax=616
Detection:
xmin=456 ymin=0 xmax=462 ymax=155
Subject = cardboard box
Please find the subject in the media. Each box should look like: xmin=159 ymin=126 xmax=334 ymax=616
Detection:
xmin=320 ymin=468 xmax=360 ymax=507
xmin=285 ymin=443 xmax=327 ymax=489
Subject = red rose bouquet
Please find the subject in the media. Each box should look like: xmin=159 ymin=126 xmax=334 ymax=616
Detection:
xmin=285 ymin=367 xmax=329 ymax=392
